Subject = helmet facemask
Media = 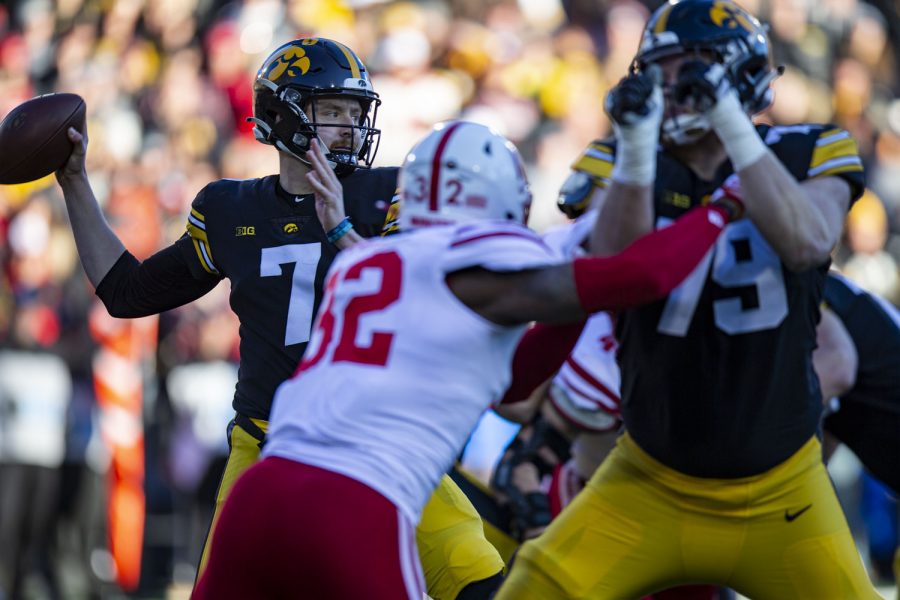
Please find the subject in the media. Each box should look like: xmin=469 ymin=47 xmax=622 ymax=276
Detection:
xmin=634 ymin=0 xmax=783 ymax=147
xmin=249 ymin=79 xmax=382 ymax=177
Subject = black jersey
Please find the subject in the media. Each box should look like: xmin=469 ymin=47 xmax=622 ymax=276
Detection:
xmin=822 ymin=273 xmax=900 ymax=494
xmin=142 ymin=168 xmax=396 ymax=420
xmin=572 ymin=124 xmax=865 ymax=477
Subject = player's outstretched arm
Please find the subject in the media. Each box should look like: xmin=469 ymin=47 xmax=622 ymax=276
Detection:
xmin=55 ymin=126 xmax=127 ymax=287
xmin=590 ymin=67 xmax=663 ymax=256
xmin=681 ymin=62 xmax=852 ymax=271
xmin=450 ymin=202 xmax=734 ymax=326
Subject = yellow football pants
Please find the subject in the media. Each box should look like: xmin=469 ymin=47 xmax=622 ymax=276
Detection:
xmin=498 ymin=433 xmax=880 ymax=599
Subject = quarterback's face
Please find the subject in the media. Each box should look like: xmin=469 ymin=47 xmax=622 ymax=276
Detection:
xmin=308 ymin=97 xmax=365 ymax=154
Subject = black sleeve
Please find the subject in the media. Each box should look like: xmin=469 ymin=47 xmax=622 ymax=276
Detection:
xmin=342 ymin=166 xmax=398 ymax=238
xmin=95 ymin=239 xmax=222 ymax=318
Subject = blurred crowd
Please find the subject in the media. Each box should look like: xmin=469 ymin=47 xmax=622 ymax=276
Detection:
xmin=0 ymin=0 xmax=899 ymax=597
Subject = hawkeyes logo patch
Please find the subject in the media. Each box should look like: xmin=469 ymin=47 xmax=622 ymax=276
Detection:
xmin=709 ymin=1 xmax=754 ymax=32
xmin=270 ymin=216 xmax=311 ymax=240
xmin=265 ymin=47 xmax=311 ymax=81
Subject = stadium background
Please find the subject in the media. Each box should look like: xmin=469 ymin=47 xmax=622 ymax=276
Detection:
xmin=0 ymin=0 xmax=897 ymax=597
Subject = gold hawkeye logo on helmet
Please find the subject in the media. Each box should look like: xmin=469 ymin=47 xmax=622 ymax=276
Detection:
xmin=267 ymin=47 xmax=311 ymax=80
xmin=710 ymin=1 xmax=754 ymax=32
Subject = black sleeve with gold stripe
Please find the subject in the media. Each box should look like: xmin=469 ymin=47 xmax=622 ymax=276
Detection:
xmin=183 ymin=183 xmax=223 ymax=278
xmin=341 ymin=165 xmax=398 ymax=238
xmin=95 ymin=244 xmax=220 ymax=317
xmin=760 ymin=123 xmax=866 ymax=202
xmin=570 ymin=137 xmax=617 ymax=190
xmin=381 ymin=193 xmax=401 ymax=236
xmin=560 ymin=138 xmax=619 ymax=218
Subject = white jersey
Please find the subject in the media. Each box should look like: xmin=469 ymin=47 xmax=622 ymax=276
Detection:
xmin=264 ymin=220 xmax=561 ymax=522
xmin=543 ymin=212 xmax=622 ymax=431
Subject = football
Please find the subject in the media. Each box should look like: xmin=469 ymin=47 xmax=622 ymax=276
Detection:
xmin=0 ymin=92 xmax=86 ymax=185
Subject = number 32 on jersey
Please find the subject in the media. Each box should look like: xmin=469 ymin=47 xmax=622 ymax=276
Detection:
xmin=301 ymin=251 xmax=402 ymax=371
xmin=658 ymin=219 xmax=788 ymax=336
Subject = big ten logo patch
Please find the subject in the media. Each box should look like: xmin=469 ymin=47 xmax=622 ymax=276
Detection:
xmin=235 ymin=226 xmax=255 ymax=236
xmin=662 ymin=190 xmax=693 ymax=209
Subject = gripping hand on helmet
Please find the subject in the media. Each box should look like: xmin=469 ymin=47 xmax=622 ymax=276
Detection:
xmin=674 ymin=60 xmax=768 ymax=170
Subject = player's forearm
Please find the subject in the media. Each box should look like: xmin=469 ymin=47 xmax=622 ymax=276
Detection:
xmin=496 ymin=203 xmax=726 ymax=324
xmin=589 ymin=182 xmax=654 ymax=255
xmin=58 ymin=173 xmax=127 ymax=287
xmin=704 ymin=80 xmax=847 ymax=271
xmin=494 ymin=380 xmax=550 ymax=422
xmin=575 ymin=203 xmax=728 ymax=311
xmin=739 ymin=155 xmax=846 ymax=271
xmin=595 ymin=67 xmax=662 ymax=255
xmin=498 ymin=322 xmax=585 ymax=406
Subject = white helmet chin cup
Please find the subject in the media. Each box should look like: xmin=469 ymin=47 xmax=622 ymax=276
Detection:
xmin=661 ymin=113 xmax=711 ymax=146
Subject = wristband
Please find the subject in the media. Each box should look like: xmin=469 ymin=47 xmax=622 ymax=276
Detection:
xmin=326 ymin=216 xmax=353 ymax=244
xmin=707 ymin=91 xmax=768 ymax=171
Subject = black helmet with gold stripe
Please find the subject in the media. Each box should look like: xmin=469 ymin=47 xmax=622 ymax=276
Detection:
xmin=249 ymin=38 xmax=382 ymax=176
xmin=635 ymin=0 xmax=781 ymax=117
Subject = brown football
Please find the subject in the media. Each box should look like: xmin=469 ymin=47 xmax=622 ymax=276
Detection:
xmin=0 ymin=93 xmax=86 ymax=185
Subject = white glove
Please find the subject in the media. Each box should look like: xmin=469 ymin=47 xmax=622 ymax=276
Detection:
xmin=604 ymin=65 xmax=664 ymax=186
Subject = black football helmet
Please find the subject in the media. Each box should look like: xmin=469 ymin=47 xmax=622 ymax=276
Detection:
xmin=249 ymin=38 xmax=382 ymax=176
xmin=634 ymin=0 xmax=782 ymax=144
xmin=557 ymin=171 xmax=594 ymax=219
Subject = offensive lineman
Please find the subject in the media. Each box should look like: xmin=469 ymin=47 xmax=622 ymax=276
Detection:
xmin=498 ymin=0 xmax=878 ymax=597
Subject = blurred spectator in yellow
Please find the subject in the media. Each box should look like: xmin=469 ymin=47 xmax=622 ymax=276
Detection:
xmin=839 ymin=190 xmax=900 ymax=304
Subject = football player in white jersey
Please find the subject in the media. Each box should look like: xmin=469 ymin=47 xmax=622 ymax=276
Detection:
xmin=193 ymin=120 xmax=741 ymax=599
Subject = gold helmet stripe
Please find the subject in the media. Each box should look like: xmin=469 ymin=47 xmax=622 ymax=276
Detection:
xmin=653 ymin=2 xmax=675 ymax=33
xmin=331 ymin=40 xmax=362 ymax=79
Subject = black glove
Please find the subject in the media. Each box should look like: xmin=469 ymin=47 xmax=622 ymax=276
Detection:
xmin=491 ymin=414 xmax=572 ymax=540
xmin=672 ymin=60 xmax=732 ymax=114
xmin=604 ymin=64 xmax=663 ymax=126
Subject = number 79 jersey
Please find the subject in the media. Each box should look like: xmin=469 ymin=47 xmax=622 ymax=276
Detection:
xmin=572 ymin=123 xmax=866 ymax=478
xmin=263 ymin=221 xmax=561 ymax=522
